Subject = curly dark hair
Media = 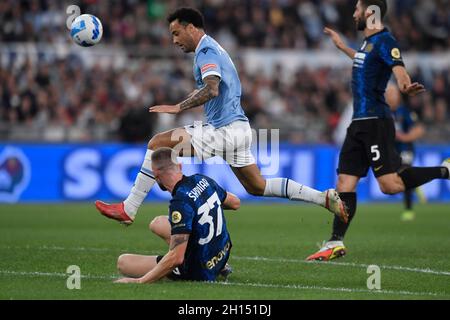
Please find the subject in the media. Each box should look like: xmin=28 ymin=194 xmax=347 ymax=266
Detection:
xmin=167 ymin=7 xmax=205 ymax=29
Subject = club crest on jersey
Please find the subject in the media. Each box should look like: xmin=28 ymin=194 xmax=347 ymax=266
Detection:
xmin=391 ymin=48 xmax=401 ymax=59
xmin=0 ymin=147 xmax=31 ymax=203
xmin=172 ymin=211 xmax=182 ymax=224
xmin=364 ymin=43 xmax=374 ymax=53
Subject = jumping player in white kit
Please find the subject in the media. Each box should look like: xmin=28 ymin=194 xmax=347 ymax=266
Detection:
xmin=95 ymin=7 xmax=348 ymax=225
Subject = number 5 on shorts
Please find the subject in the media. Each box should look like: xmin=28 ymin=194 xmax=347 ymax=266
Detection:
xmin=371 ymin=145 xmax=381 ymax=161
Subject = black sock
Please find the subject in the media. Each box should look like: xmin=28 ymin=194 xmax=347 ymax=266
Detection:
xmin=399 ymin=167 xmax=449 ymax=190
xmin=404 ymin=189 xmax=413 ymax=211
xmin=330 ymin=192 xmax=357 ymax=242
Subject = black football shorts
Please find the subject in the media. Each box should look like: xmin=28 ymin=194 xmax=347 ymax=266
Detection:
xmin=338 ymin=118 xmax=402 ymax=178
xmin=156 ymin=255 xmax=186 ymax=281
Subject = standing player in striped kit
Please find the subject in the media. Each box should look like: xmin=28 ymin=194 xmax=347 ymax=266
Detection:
xmin=307 ymin=0 xmax=450 ymax=261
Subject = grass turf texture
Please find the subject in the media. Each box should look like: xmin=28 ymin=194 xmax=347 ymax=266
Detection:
xmin=0 ymin=203 xmax=449 ymax=300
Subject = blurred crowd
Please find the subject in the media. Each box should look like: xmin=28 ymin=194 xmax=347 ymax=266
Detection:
xmin=1 ymin=54 xmax=449 ymax=143
xmin=0 ymin=0 xmax=449 ymax=143
xmin=1 ymin=0 xmax=449 ymax=51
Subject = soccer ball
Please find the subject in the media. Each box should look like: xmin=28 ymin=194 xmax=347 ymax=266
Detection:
xmin=70 ymin=14 xmax=103 ymax=47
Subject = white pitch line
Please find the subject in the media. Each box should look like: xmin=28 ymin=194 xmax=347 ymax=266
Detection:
xmin=0 ymin=270 xmax=115 ymax=280
xmin=215 ymin=281 xmax=442 ymax=298
xmin=0 ymin=270 xmax=442 ymax=298
xmin=233 ymin=256 xmax=450 ymax=276
xmin=2 ymin=245 xmax=450 ymax=277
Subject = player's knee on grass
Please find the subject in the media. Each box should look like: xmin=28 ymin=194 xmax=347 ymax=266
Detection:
xmin=117 ymin=254 xmax=132 ymax=275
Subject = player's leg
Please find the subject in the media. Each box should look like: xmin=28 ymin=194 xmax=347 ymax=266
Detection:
xmin=398 ymin=153 xmax=415 ymax=221
xmin=95 ymin=127 xmax=194 ymax=223
xmin=149 ymin=216 xmax=171 ymax=245
xmin=230 ymin=164 xmax=348 ymax=222
xmin=377 ymin=166 xmax=449 ymax=195
xmin=306 ymin=174 xmax=359 ymax=261
xmin=117 ymin=254 xmax=159 ymax=278
xmin=401 ymin=188 xmax=415 ymax=222
xmin=307 ymin=121 xmax=368 ymax=261
xmin=371 ymin=119 xmax=449 ymax=195
xmin=223 ymin=121 xmax=347 ymax=221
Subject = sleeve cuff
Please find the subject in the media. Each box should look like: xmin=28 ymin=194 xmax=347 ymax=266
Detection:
xmin=391 ymin=61 xmax=405 ymax=68
xmin=202 ymin=71 xmax=221 ymax=80
xmin=221 ymin=192 xmax=227 ymax=203
xmin=171 ymin=229 xmax=192 ymax=235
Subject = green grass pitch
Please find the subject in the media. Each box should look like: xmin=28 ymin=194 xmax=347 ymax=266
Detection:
xmin=0 ymin=203 xmax=449 ymax=300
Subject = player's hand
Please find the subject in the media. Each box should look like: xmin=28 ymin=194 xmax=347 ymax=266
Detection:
xmin=149 ymin=104 xmax=181 ymax=114
xmin=114 ymin=277 xmax=140 ymax=284
xmin=396 ymin=132 xmax=408 ymax=143
xmin=401 ymin=82 xmax=426 ymax=97
xmin=324 ymin=27 xmax=345 ymax=50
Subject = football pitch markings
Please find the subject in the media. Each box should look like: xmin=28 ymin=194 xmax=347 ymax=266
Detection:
xmin=2 ymin=244 xmax=450 ymax=277
xmin=233 ymin=256 xmax=450 ymax=276
xmin=0 ymin=269 xmax=443 ymax=298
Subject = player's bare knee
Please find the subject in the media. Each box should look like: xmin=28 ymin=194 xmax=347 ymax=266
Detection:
xmin=149 ymin=216 xmax=165 ymax=234
xmin=148 ymin=133 xmax=164 ymax=150
xmin=379 ymin=183 xmax=398 ymax=195
xmin=117 ymin=254 xmax=130 ymax=274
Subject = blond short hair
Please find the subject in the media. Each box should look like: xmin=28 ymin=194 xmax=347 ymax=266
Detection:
xmin=151 ymin=147 xmax=179 ymax=171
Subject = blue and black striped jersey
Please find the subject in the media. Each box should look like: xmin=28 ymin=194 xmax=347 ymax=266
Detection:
xmin=352 ymin=29 xmax=405 ymax=120
xmin=169 ymin=174 xmax=231 ymax=281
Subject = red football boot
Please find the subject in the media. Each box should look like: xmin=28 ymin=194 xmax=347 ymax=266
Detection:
xmin=95 ymin=201 xmax=134 ymax=225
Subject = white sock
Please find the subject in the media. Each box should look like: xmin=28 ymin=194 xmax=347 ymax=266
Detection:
xmin=124 ymin=149 xmax=156 ymax=217
xmin=263 ymin=178 xmax=325 ymax=206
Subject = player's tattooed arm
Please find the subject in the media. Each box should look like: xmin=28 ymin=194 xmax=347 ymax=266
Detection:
xmin=115 ymin=233 xmax=190 ymax=284
xmin=148 ymin=76 xmax=220 ymax=115
xmin=179 ymin=75 xmax=220 ymax=112
xmin=169 ymin=234 xmax=190 ymax=250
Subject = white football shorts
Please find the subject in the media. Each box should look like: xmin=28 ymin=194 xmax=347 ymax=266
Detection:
xmin=185 ymin=120 xmax=256 ymax=168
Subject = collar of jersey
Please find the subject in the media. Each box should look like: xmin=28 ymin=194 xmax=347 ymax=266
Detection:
xmin=172 ymin=175 xmax=188 ymax=196
xmin=365 ymin=28 xmax=388 ymax=40
xmin=195 ymin=34 xmax=208 ymax=54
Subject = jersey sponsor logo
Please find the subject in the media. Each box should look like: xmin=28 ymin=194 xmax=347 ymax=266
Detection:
xmin=391 ymin=48 xmax=401 ymax=59
xmin=172 ymin=211 xmax=182 ymax=224
xmin=0 ymin=147 xmax=31 ymax=203
xmin=201 ymin=63 xmax=218 ymax=74
xmin=204 ymin=241 xmax=231 ymax=270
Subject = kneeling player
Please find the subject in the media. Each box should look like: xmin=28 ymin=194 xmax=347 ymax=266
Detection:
xmin=115 ymin=148 xmax=238 ymax=284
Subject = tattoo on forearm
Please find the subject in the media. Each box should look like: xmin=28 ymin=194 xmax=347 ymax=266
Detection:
xmin=169 ymin=234 xmax=190 ymax=250
xmin=179 ymin=76 xmax=220 ymax=111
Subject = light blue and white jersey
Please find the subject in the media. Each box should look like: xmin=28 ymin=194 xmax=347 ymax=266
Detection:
xmin=194 ymin=35 xmax=248 ymax=128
